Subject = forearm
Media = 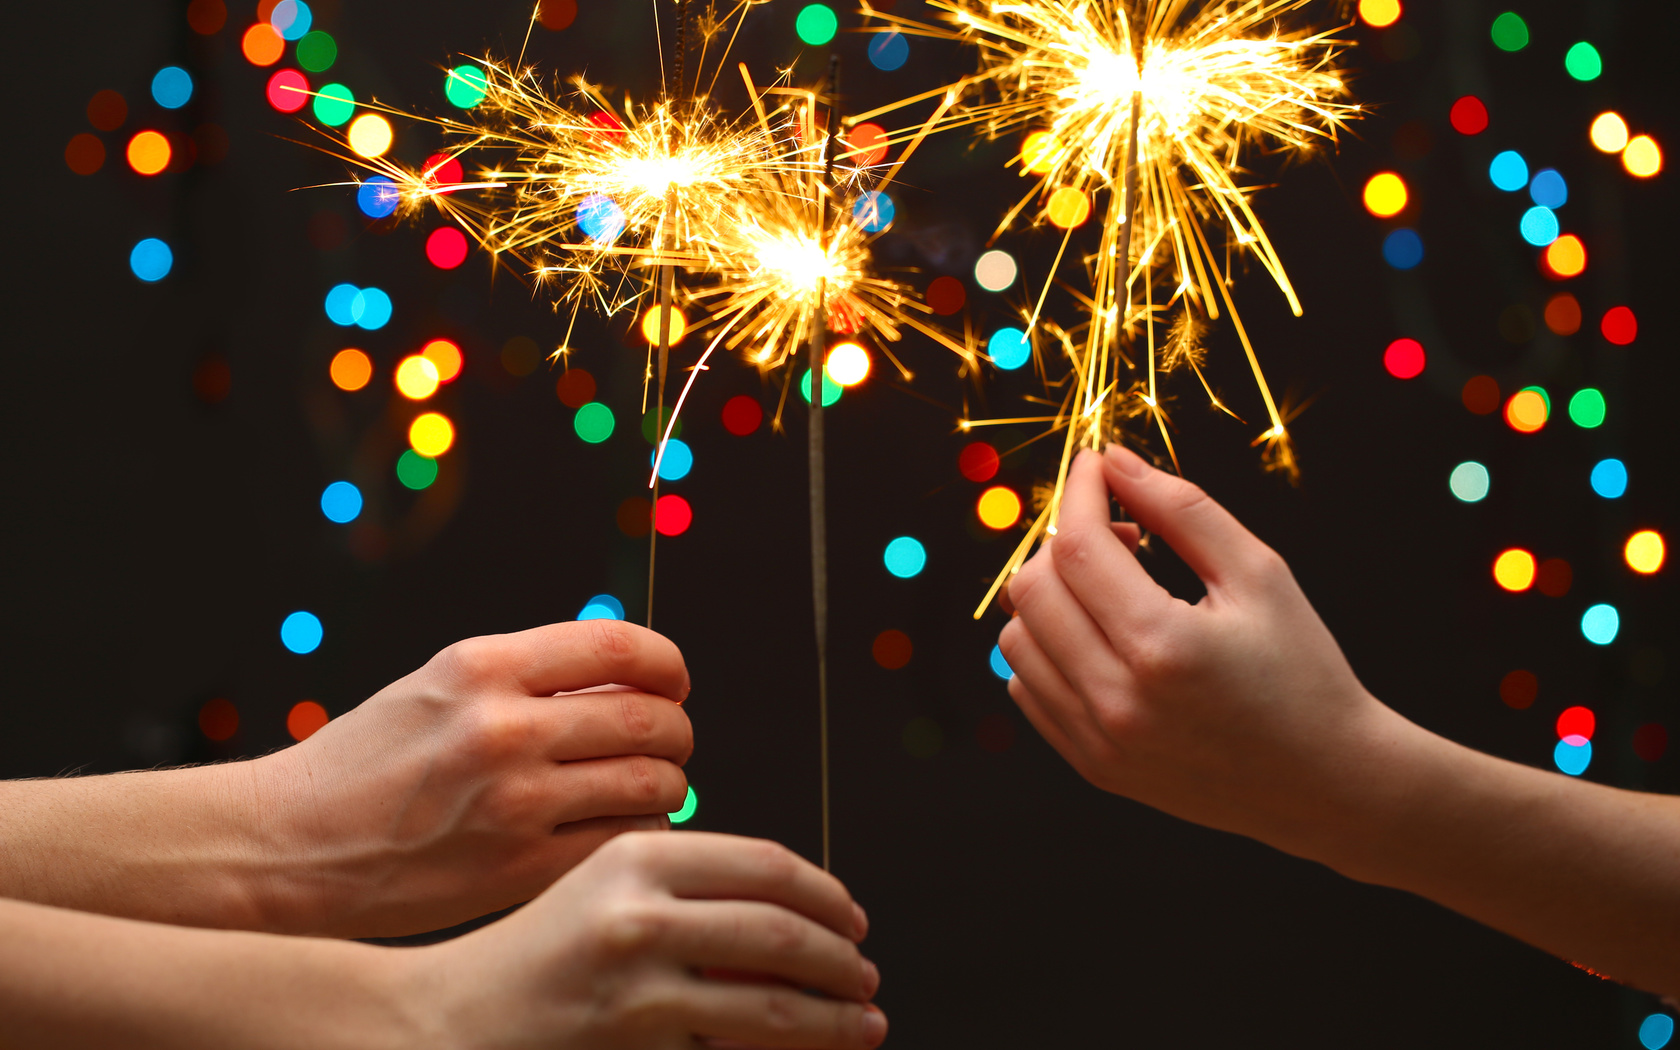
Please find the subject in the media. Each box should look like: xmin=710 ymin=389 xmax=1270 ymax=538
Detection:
xmin=0 ymin=762 xmax=287 ymax=930
xmin=0 ymin=897 xmax=431 ymax=1049
xmin=1321 ymin=707 xmax=1680 ymax=995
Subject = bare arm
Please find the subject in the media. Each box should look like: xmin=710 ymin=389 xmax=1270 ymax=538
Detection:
xmin=1000 ymin=447 xmax=1680 ymax=994
xmin=0 ymin=620 xmax=694 ymax=938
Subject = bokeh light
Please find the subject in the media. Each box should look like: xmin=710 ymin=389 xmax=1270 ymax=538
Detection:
xmin=668 ymin=785 xmax=698 ymax=824
xmin=1046 ymin=187 xmax=1091 ymax=228
xmin=1635 ymin=725 xmax=1670 ymax=764
xmin=977 ymin=486 xmax=1022 ymax=530
xmin=988 ymin=327 xmax=1030 ymax=370
xmin=1504 ymin=388 xmax=1548 ymax=433
xmin=1362 ymin=172 xmax=1408 ymax=217
xmin=129 ymin=238 xmax=173 ymax=282
xmin=1493 ymin=549 xmax=1536 ymax=592
xmin=577 ymin=193 xmax=626 ymax=243
xmin=348 ymin=113 xmax=393 ymax=158
xmin=242 ymin=22 xmax=285 ymax=66
xmin=989 ymin=644 xmax=1013 ymax=681
xmin=1553 ymin=737 xmax=1591 ymax=776
xmin=1383 ymin=338 xmax=1425 ymax=378
xmin=1021 ymin=130 xmax=1063 ymax=175
xmin=1357 ymin=0 xmax=1400 ymax=27
xmin=325 ymin=284 xmax=360 ymax=325
xmin=722 ymin=395 xmax=762 ymax=435
xmin=1601 ymin=306 xmax=1638 ymax=345
xmin=654 ymin=494 xmax=692 ymax=536
xmin=330 ymin=349 xmax=372 ymax=391
xmin=266 ymin=69 xmax=309 ymax=113
xmin=1567 ymin=388 xmax=1606 ymax=428
xmin=652 ymin=438 xmax=693 ymax=481
xmin=1564 ymin=41 xmax=1602 ymax=81
xmin=539 ymin=0 xmax=578 ymax=31
xmin=1382 ymin=228 xmax=1423 ymax=269
xmin=287 ymin=700 xmax=329 ymax=742
xmin=1581 ymin=603 xmax=1620 ymax=645
xmin=1536 ymin=558 xmax=1573 ymax=598
xmin=1461 ymin=375 xmax=1500 ymax=415
xmin=974 ymin=249 xmax=1018 ymax=292
xmin=1640 ymin=1014 xmax=1675 ymax=1050
xmin=445 ymin=64 xmax=489 ymax=109
xmin=1448 ymin=462 xmax=1489 ymax=503
xmin=87 ymin=89 xmax=127 ymax=131
xmin=270 ymin=0 xmax=311 ymax=40
xmin=1488 ymin=151 xmax=1528 ymax=191
xmin=1528 ymin=168 xmax=1567 ymax=208
xmin=574 ymin=402 xmax=615 ymax=443
xmin=396 ymin=449 xmax=438 ymax=490
xmin=127 ymin=130 xmax=171 ymax=175
xmin=925 ymin=276 xmax=966 ymax=315
xmin=1623 ymin=135 xmax=1663 ymax=178
xmin=1448 ymin=95 xmax=1487 ymax=135
xmin=296 ymin=30 xmax=336 ymax=72
xmin=198 ymin=698 xmax=238 ymax=742
xmin=796 ymin=4 xmax=838 ymax=46
xmin=1543 ymin=293 xmax=1581 ymax=335
xmin=320 ymin=481 xmax=362 ymax=524
xmin=883 ymin=536 xmax=926 ymax=578
xmin=426 ymin=227 xmax=470 ymax=269
xmin=872 ymin=629 xmax=913 ymax=670
xmin=641 ymin=407 xmax=682 ymax=444
xmin=1519 ymin=206 xmax=1558 ymax=246
xmin=1626 ymin=530 xmax=1666 ymax=575
xmin=352 ymin=288 xmax=392 ymax=330
xmin=851 ymin=190 xmax=895 ymax=232
xmin=640 ymin=305 xmax=688 ymax=345
xmin=826 ymin=342 xmax=870 ymax=386
xmin=1591 ymin=458 xmax=1628 ymax=499
xmin=846 ymin=123 xmax=888 ymax=166
xmin=1589 ymin=112 xmax=1629 ymax=153
xmin=280 ymin=611 xmax=323 ymax=654
xmin=578 ymin=594 xmax=625 ymax=621
xmin=422 ymin=339 xmax=464 ymax=383
xmin=1557 ymin=706 xmax=1596 ymax=741
xmin=799 ymin=368 xmax=842 ymax=407
xmin=501 ymin=336 xmax=541 ymax=376
xmin=1499 ymin=670 xmax=1538 ymax=710
xmin=1490 ymin=11 xmax=1528 ymax=51
xmin=65 ymin=133 xmax=105 ymax=175
xmin=1543 ymin=234 xmax=1586 ymax=278
xmin=868 ymin=30 xmax=909 ymax=70
xmin=187 ymin=0 xmax=227 ymax=35
xmin=313 ymin=83 xmax=355 ymax=126
xmin=960 ymin=442 xmax=1001 ymax=483
xmin=357 ymin=176 xmax=399 ymax=219
xmin=616 ymin=496 xmax=651 ymax=537
xmin=152 ymin=66 xmax=193 ymax=109
xmin=395 ymin=355 xmax=441 ymax=400
xmin=408 ymin=412 xmax=455 ymax=456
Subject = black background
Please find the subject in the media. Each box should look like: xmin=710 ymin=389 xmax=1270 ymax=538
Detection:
xmin=6 ymin=0 xmax=1678 ymax=1045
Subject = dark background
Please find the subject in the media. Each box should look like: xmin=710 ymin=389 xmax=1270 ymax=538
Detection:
xmin=7 ymin=0 xmax=1677 ymax=1045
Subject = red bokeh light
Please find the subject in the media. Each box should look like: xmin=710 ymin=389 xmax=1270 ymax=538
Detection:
xmin=1633 ymin=723 xmax=1669 ymax=763
xmin=1556 ymin=706 xmax=1596 ymax=741
xmin=1448 ymin=95 xmax=1489 ymax=135
xmin=556 ymin=369 xmax=596 ymax=408
xmin=721 ymin=395 xmax=763 ymax=436
xmin=422 ymin=153 xmax=464 ymax=192
xmin=925 ymin=275 xmax=967 ymax=316
xmin=587 ymin=111 xmax=626 ymax=143
xmin=872 ymin=629 xmax=913 ymax=670
xmin=959 ymin=441 xmax=1000 ymax=482
xmin=198 ymin=697 xmax=239 ymax=742
xmin=1499 ymin=670 xmax=1538 ymax=710
xmin=1461 ymin=375 xmax=1500 ymax=415
xmin=426 ymin=227 xmax=470 ymax=269
xmin=655 ymin=494 xmax=693 ymax=536
xmin=1383 ymin=338 xmax=1425 ymax=379
xmin=287 ymin=700 xmax=330 ymax=742
xmin=1600 ymin=306 xmax=1638 ymax=345
xmin=266 ymin=69 xmax=309 ymax=113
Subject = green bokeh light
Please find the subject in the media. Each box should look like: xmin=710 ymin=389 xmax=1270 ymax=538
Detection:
xmin=1490 ymin=12 xmax=1529 ymax=52
xmin=1568 ymin=388 xmax=1606 ymax=428
xmin=641 ymin=405 xmax=684 ymax=444
xmin=796 ymin=4 xmax=838 ymax=46
xmin=574 ymin=401 xmax=616 ymax=443
xmin=1565 ymin=42 xmax=1602 ymax=81
xmin=445 ymin=64 xmax=489 ymax=109
xmin=313 ymin=83 xmax=355 ymax=126
xmin=799 ymin=367 xmax=842 ymax=407
xmin=396 ymin=449 xmax=438 ymax=490
xmin=668 ymin=786 xmax=698 ymax=824
xmin=296 ymin=30 xmax=337 ymax=72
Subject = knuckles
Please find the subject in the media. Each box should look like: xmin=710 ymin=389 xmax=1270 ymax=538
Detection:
xmin=584 ymin=618 xmax=640 ymax=682
xmin=430 ymin=635 xmax=509 ymax=688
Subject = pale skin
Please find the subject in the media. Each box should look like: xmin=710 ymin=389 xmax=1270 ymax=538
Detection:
xmin=1000 ymin=446 xmax=1680 ymax=996
xmin=0 ymin=620 xmax=887 ymax=1047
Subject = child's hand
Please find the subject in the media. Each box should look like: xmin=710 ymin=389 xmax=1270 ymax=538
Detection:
xmin=249 ymin=620 xmax=694 ymax=938
xmin=999 ymin=447 xmax=1405 ymax=862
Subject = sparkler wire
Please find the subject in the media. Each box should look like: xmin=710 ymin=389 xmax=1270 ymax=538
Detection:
xmin=812 ymin=53 xmax=840 ymax=875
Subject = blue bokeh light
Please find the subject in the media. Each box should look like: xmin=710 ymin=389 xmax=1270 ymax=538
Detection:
xmin=130 ymin=238 xmax=173 ymax=282
xmin=325 ymin=283 xmax=361 ymax=325
xmin=577 ymin=194 xmax=626 ymax=243
xmin=883 ymin=536 xmax=927 ymax=578
xmin=1528 ymin=168 xmax=1568 ymax=208
xmin=320 ymin=481 xmax=363 ymax=524
xmin=1581 ymin=603 xmax=1620 ymax=646
xmin=1489 ymin=150 xmax=1529 ymax=191
xmin=1553 ymin=737 xmax=1592 ymax=776
xmin=651 ymin=439 xmax=694 ymax=481
xmin=868 ymin=31 xmax=910 ymax=71
xmin=281 ymin=611 xmax=324 ymax=654
xmin=1640 ymin=1014 xmax=1676 ymax=1050
xmin=989 ymin=644 xmax=1013 ymax=681
xmin=1382 ymin=228 xmax=1424 ymax=270
xmin=578 ymin=594 xmax=626 ymax=621
xmin=271 ymin=0 xmax=313 ymax=40
xmin=852 ymin=191 xmax=895 ymax=232
xmin=988 ymin=327 xmax=1031 ymax=370
xmin=357 ymin=176 xmax=400 ymax=219
xmin=352 ymin=287 xmax=392 ymax=330
xmin=1519 ymin=206 xmax=1559 ymax=246
xmin=1590 ymin=458 xmax=1627 ymax=498
xmin=151 ymin=66 xmax=194 ymax=109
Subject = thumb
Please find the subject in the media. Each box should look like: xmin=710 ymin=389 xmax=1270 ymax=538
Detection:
xmin=1101 ymin=445 xmax=1276 ymax=592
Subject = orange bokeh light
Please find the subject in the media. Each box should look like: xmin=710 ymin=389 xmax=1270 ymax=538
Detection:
xmin=126 ymin=130 xmax=172 ymax=175
xmin=329 ymin=349 xmax=373 ymax=391
xmin=1543 ymin=234 xmax=1587 ymax=278
xmin=241 ymin=22 xmax=284 ymax=65
xmin=287 ymin=701 xmax=330 ymax=742
xmin=1504 ymin=389 xmax=1548 ymax=433
xmin=422 ymin=339 xmax=464 ymax=383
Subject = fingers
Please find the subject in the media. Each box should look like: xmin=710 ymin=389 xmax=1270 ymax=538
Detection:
xmin=543 ymin=756 xmax=690 ymax=827
xmin=448 ymin=621 xmax=691 ymax=702
xmin=999 ymin=524 xmax=1140 ymax=617
xmin=534 ymin=691 xmax=694 ymax=765
xmin=687 ymin=984 xmax=887 ymax=1050
xmin=1004 ymin=545 xmax=1123 ymax=705
xmin=613 ymin=833 xmax=862 ymax=942
xmin=1102 ymin=444 xmax=1274 ymax=592
xmin=1049 ymin=451 xmax=1174 ymax=639
xmin=998 ymin=618 xmax=1086 ymax=757
xmin=665 ymin=900 xmax=874 ymax=1002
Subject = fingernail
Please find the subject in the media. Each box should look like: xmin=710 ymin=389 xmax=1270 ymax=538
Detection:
xmin=862 ymin=1006 xmax=888 ymax=1047
xmin=1107 ymin=444 xmax=1148 ymax=478
xmin=860 ymin=957 xmax=880 ymax=996
xmin=851 ymin=902 xmax=869 ymax=940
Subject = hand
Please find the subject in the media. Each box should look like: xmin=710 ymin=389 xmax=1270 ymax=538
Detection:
xmin=245 ymin=620 xmax=694 ymax=938
xmin=999 ymin=447 xmax=1405 ymax=862
xmin=417 ymin=831 xmax=887 ymax=1050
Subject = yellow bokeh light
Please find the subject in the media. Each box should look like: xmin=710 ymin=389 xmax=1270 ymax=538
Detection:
xmin=395 ymin=355 xmax=441 ymax=400
xmin=1589 ymin=112 xmax=1628 ymax=153
xmin=1625 ymin=530 xmax=1666 ymax=575
xmin=1493 ymin=549 xmax=1537 ymax=592
xmin=1362 ymin=172 xmax=1408 ymax=218
xmin=977 ymin=486 xmax=1023 ymax=530
xmin=348 ymin=114 xmax=394 ymax=158
xmin=329 ymin=348 xmax=372 ymax=391
xmin=1020 ymin=130 xmax=1063 ymax=175
xmin=1544 ymin=235 xmax=1587 ymax=278
xmin=640 ymin=305 xmax=688 ymax=346
xmin=1046 ymin=187 xmax=1091 ymax=229
xmin=1358 ymin=0 xmax=1402 ymax=28
xmin=825 ymin=342 xmax=870 ymax=387
xmin=1623 ymin=135 xmax=1663 ymax=178
xmin=1504 ymin=390 xmax=1548 ymax=433
xmin=409 ymin=412 xmax=455 ymax=457
xmin=127 ymin=130 xmax=171 ymax=176
xmin=422 ymin=339 xmax=463 ymax=382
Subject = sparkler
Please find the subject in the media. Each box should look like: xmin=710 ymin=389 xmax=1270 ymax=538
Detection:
xmin=855 ymin=0 xmax=1357 ymax=615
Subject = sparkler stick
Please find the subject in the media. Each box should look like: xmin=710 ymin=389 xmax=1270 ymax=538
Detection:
xmin=810 ymin=54 xmax=841 ymax=874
